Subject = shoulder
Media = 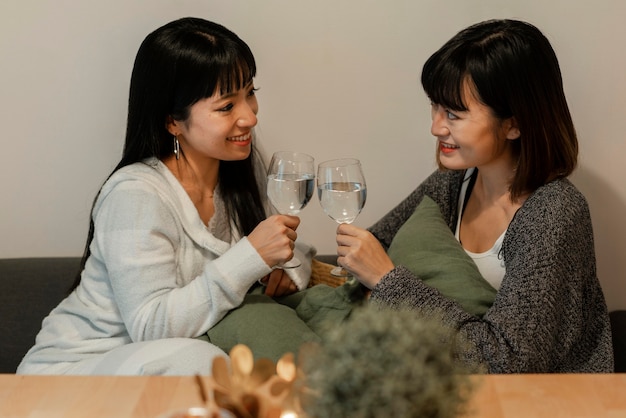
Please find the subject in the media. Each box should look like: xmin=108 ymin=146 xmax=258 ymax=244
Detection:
xmin=420 ymin=169 xmax=467 ymax=221
xmin=505 ymin=178 xmax=593 ymax=254
xmin=531 ymin=177 xmax=586 ymax=201
xmin=99 ymin=159 xmax=174 ymax=200
xmin=518 ymin=178 xmax=590 ymax=222
xmin=105 ymin=158 xmax=165 ymax=188
xmin=94 ymin=159 xmax=181 ymax=217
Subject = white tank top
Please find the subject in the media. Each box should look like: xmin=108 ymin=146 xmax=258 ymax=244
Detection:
xmin=455 ymin=168 xmax=506 ymax=290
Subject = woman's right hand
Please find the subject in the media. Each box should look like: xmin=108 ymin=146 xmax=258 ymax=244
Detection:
xmin=248 ymin=214 xmax=300 ymax=268
xmin=336 ymin=223 xmax=395 ymax=289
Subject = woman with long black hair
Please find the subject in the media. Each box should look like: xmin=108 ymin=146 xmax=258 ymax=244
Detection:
xmin=18 ymin=17 xmax=315 ymax=375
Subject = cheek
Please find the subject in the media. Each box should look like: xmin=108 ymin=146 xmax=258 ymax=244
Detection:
xmin=199 ymin=115 xmax=229 ymax=136
xmin=185 ymin=122 xmax=224 ymax=148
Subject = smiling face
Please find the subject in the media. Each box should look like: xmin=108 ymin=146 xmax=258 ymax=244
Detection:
xmin=167 ymin=81 xmax=259 ymax=164
xmin=430 ymin=80 xmax=520 ymax=172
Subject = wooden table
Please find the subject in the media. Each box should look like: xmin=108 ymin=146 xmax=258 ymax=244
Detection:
xmin=463 ymin=373 xmax=626 ymax=418
xmin=0 ymin=373 xmax=625 ymax=417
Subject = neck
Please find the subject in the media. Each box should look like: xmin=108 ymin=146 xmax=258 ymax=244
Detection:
xmin=475 ymin=171 xmax=511 ymax=203
xmin=473 ymin=155 xmax=518 ymax=205
xmin=164 ymin=155 xmax=219 ymax=199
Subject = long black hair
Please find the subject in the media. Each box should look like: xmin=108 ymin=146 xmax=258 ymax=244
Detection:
xmin=421 ymin=19 xmax=578 ymax=200
xmin=72 ymin=17 xmax=267 ymax=290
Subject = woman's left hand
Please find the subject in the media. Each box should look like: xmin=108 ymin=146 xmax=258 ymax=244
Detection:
xmin=259 ymin=269 xmax=298 ymax=297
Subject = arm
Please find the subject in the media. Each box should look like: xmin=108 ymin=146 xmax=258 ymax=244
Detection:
xmin=93 ymin=181 xmax=273 ymax=341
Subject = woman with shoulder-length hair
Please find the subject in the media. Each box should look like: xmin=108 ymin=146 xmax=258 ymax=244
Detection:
xmin=17 ymin=17 xmax=316 ymax=375
xmin=335 ymin=19 xmax=613 ymax=373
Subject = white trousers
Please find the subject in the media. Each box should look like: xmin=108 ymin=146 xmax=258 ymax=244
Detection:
xmin=19 ymin=338 xmax=227 ymax=376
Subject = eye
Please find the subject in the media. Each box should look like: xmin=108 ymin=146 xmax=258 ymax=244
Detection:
xmin=218 ymin=103 xmax=234 ymax=112
xmin=445 ymin=109 xmax=459 ymax=120
xmin=248 ymin=87 xmax=259 ymax=97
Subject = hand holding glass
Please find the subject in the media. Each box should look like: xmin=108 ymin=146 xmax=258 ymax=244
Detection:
xmin=266 ymin=151 xmax=315 ymax=268
xmin=317 ymin=158 xmax=367 ymax=277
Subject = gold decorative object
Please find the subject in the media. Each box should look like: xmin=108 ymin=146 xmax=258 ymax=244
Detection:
xmin=194 ymin=344 xmax=305 ymax=418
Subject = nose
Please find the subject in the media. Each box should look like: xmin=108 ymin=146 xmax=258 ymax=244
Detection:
xmin=430 ymin=107 xmax=449 ymax=138
xmin=237 ymin=101 xmax=258 ymax=128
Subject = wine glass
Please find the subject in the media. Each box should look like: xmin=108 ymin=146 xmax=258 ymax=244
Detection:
xmin=266 ymin=151 xmax=315 ymax=268
xmin=317 ymin=158 xmax=367 ymax=277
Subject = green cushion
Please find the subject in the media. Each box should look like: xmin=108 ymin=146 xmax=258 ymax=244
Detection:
xmin=206 ymin=288 xmax=321 ymax=362
xmin=386 ymin=196 xmax=497 ymax=317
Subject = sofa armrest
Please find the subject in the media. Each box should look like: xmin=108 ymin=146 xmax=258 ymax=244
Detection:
xmin=611 ymin=310 xmax=626 ymax=373
xmin=0 ymin=257 xmax=80 ymax=373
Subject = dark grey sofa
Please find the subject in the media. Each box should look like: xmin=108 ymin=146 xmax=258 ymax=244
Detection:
xmin=1 ymin=257 xmax=80 ymax=373
xmin=1 ymin=257 xmax=625 ymax=374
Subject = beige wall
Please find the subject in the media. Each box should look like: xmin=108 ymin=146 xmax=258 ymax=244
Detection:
xmin=2 ymin=0 xmax=625 ymax=310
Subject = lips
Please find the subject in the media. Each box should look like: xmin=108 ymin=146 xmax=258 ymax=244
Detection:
xmin=439 ymin=141 xmax=459 ymax=154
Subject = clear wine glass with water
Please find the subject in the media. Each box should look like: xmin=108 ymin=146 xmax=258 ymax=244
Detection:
xmin=266 ymin=151 xmax=315 ymax=268
xmin=317 ymin=158 xmax=367 ymax=277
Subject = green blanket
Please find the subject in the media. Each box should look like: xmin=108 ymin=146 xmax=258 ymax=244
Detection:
xmin=205 ymin=282 xmax=364 ymax=362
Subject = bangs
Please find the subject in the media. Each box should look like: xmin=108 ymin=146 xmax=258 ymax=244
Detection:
xmin=173 ymin=31 xmax=256 ymax=112
xmin=194 ymin=33 xmax=256 ymax=98
xmin=420 ymin=44 xmax=468 ymax=112
xmin=214 ymin=53 xmax=256 ymax=96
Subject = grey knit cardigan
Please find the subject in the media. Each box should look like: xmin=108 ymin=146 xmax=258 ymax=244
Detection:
xmin=368 ymin=169 xmax=614 ymax=373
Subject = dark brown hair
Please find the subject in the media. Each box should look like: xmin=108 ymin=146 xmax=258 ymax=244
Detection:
xmin=421 ymin=19 xmax=578 ymax=200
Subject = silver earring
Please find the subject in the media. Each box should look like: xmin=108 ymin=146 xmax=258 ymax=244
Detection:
xmin=173 ymin=136 xmax=180 ymax=160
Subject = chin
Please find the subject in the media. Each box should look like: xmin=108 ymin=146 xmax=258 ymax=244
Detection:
xmin=439 ymin=157 xmax=467 ymax=171
xmin=226 ymin=148 xmax=252 ymax=161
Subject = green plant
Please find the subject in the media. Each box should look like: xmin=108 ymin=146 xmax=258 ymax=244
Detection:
xmin=298 ymin=305 xmax=473 ymax=418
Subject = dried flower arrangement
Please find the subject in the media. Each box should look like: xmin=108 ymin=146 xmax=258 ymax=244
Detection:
xmin=192 ymin=305 xmax=473 ymax=418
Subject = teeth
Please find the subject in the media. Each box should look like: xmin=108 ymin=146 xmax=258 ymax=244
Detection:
xmin=441 ymin=142 xmax=458 ymax=149
xmin=228 ymin=133 xmax=251 ymax=142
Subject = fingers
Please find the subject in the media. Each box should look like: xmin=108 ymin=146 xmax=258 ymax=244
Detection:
xmin=248 ymin=215 xmax=301 ymax=268
xmin=280 ymin=214 xmax=301 ymax=230
xmin=335 ymin=224 xmax=360 ymax=271
xmin=269 ymin=215 xmax=300 ymax=244
xmin=336 ymin=228 xmax=364 ymax=255
xmin=264 ymin=269 xmax=298 ymax=297
xmin=336 ymin=224 xmax=368 ymax=250
xmin=258 ymin=274 xmax=270 ymax=286
xmin=336 ymin=222 xmax=361 ymax=237
xmin=334 ymin=224 xmax=394 ymax=287
xmin=269 ymin=280 xmax=297 ymax=298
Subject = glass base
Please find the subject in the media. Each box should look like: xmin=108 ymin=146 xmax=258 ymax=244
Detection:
xmin=276 ymin=257 xmax=301 ymax=269
xmin=330 ymin=266 xmax=350 ymax=277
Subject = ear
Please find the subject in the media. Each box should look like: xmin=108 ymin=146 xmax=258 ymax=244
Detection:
xmin=165 ymin=115 xmax=179 ymax=136
xmin=505 ymin=117 xmax=521 ymax=140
